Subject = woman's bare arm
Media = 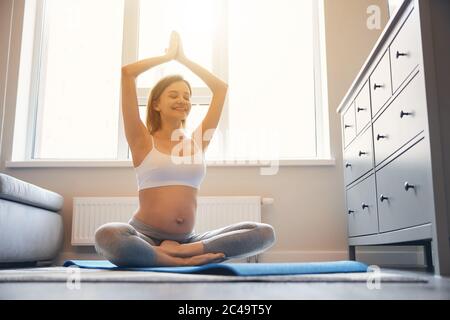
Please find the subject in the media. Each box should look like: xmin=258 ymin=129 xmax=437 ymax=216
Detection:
xmin=172 ymin=32 xmax=228 ymax=151
xmin=121 ymin=55 xmax=170 ymax=79
xmin=177 ymin=57 xmax=227 ymax=92
xmin=180 ymin=57 xmax=228 ymax=151
xmin=121 ymin=57 xmax=169 ymax=148
xmin=121 ymin=35 xmax=177 ymax=148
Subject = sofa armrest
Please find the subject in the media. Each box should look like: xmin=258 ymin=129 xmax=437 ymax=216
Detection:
xmin=0 ymin=173 xmax=63 ymax=212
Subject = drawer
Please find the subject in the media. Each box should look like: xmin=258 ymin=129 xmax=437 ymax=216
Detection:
xmin=343 ymin=126 xmax=374 ymax=186
xmin=373 ymin=72 xmax=427 ymax=166
xmin=370 ymin=50 xmax=392 ymax=117
xmin=376 ymin=138 xmax=433 ymax=233
xmin=355 ymin=81 xmax=371 ymax=135
xmin=390 ymin=9 xmax=419 ymax=93
xmin=343 ymin=102 xmax=356 ymax=148
xmin=346 ymin=174 xmax=378 ymax=237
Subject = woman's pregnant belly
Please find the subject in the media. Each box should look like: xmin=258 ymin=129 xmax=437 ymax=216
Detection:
xmin=134 ymin=186 xmax=197 ymax=234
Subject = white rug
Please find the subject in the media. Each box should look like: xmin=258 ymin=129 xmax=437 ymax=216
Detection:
xmin=0 ymin=267 xmax=428 ymax=283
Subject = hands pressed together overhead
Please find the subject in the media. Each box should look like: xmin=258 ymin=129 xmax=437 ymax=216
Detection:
xmin=165 ymin=31 xmax=187 ymax=63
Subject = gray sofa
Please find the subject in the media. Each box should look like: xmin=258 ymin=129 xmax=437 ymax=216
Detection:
xmin=0 ymin=173 xmax=64 ymax=267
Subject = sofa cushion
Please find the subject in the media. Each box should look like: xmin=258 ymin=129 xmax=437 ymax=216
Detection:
xmin=0 ymin=174 xmax=63 ymax=212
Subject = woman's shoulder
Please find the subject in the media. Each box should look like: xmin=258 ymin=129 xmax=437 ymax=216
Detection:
xmin=130 ymin=135 xmax=154 ymax=168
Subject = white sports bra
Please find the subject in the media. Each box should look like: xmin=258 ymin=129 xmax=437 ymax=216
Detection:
xmin=134 ymin=134 xmax=206 ymax=191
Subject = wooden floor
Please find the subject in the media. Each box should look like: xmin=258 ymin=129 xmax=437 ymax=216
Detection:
xmin=1 ymin=267 xmax=449 ymax=300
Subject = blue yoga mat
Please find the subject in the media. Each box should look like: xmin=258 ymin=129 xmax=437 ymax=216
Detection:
xmin=63 ymin=260 xmax=369 ymax=276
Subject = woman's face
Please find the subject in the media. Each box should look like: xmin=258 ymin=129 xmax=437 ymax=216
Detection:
xmin=156 ymin=81 xmax=192 ymax=121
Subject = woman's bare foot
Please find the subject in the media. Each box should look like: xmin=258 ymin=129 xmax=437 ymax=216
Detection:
xmin=159 ymin=240 xmax=205 ymax=258
xmin=158 ymin=240 xmax=183 ymax=256
xmin=183 ymin=252 xmax=226 ymax=266
xmin=153 ymin=246 xmax=225 ymax=267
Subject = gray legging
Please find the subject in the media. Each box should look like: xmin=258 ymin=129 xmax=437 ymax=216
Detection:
xmin=94 ymin=216 xmax=276 ymax=267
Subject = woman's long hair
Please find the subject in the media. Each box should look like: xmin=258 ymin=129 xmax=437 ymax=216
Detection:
xmin=146 ymin=75 xmax=192 ymax=135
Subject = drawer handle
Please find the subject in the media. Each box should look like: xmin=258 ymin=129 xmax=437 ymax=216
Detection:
xmin=396 ymin=51 xmax=408 ymax=59
xmin=400 ymin=110 xmax=413 ymax=118
xmin=373 ymin=83 xmax=384 ymax=90
xmin=345 ymin=163 xmax=352 ymax=168
xmin=358 ymin=151 xmax=368 ymax=157
xmin=404 ymin=182 xmax=415 ymax=191
xmin=376 ymin=134 xmax=387 ymax=141
xmin=380 ymin=195 xmax=389 ymax=202
xmin=357 ymin=107 xmax=367 ymax=112
xmin=348 ymin=210 xmax=355 ymax=215
xmin=344 ymin=124 xmax=352 ymax=129
xmin=361 ymin=203 xmax=369 ymax=210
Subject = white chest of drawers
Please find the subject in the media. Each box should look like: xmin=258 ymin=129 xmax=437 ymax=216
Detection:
xmin=337 ymin=0 xmax=450 ymax=276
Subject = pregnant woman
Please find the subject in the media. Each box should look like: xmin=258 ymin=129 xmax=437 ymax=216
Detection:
xmin=94 ymin=32 xmax=276 ymax=267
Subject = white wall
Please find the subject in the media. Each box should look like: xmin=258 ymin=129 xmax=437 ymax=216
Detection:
xmin=0 ymin=0 xmax=423 ymax=267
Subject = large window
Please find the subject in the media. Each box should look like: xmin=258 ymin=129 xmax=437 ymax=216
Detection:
xmin=14 ymin=0 xmax=329 ymax=163
xmin=227 ymin=0 xmax=316 ymax=160
xmin=133 ymin=0 xmax=219 ymax=160
xmin=17 ymin=0 xmax=124 ymax=160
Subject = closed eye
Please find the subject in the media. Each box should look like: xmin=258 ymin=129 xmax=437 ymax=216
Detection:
xmin=169 ymin=94 xmax=190 ymax=101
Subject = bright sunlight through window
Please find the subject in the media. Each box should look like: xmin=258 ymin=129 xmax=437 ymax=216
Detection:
xmin=137 ymin=0 xmax=215 ymax=89
xmin=17 ymin=0 xmax=325 ymax=163
xmin=34 ymin=0 xmax=124 ymax=160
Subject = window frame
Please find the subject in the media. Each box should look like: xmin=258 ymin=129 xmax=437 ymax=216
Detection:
xmin=11 ymin=0 xmax=332 ymax=166
xmin=24 ymin=0 xmax=47 ymax=160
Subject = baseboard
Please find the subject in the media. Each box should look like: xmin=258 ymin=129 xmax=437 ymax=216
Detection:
xmin=261 ymin=249 xmax=425 ymax=268
xmin=54 ymin=248 xmax=426 ymax=268
xmin=259 ymin=250 xmax=348 ymax=263
xmin=355 ymin=249 xmax=425 ymax=268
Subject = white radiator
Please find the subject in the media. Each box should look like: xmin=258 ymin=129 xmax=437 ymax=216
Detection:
xmin=71 ymin=196 xmax=273 ymax=246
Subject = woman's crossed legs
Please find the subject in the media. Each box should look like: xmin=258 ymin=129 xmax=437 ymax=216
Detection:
xmin=94 ymin=219 xmax=276 ymax=267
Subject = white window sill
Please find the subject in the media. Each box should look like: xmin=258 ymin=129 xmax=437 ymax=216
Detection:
xmin=5 ymin=158 xmax=335 ymax=168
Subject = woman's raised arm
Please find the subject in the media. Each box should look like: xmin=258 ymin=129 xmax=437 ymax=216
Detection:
xmin=172 ymin=32 xmax=228 ymax=151
xmin=174 ymin=32 xmax=227 ymax=92
xmin=121 ymin=33 xmax=178 ymax=148
xmin=122 ymin=55 xmax=170 ymax=78
xmin=122 ymin=32 xmax=177 ymax=77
